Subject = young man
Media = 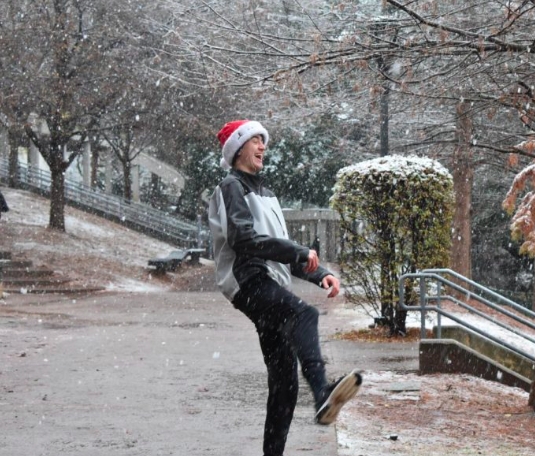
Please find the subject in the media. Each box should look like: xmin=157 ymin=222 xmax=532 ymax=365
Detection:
xmin=208 ymin=120 xmax=361 ymax=456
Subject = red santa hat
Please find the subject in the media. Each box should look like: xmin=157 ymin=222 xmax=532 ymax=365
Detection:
xmin=217 ymin=120 xmax=269 ymax=169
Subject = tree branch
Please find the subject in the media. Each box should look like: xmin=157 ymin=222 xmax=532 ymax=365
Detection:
xmin=385 ymin=0 xmax=535 ymax=53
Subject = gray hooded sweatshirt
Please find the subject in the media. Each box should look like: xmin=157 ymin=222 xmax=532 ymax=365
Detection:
xmin=208 ymin=168 xmax=331 ymax=301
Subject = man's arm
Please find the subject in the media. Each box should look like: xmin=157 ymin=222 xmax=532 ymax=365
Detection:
xmin=290 ymin=251 xmax=330 ymax=285
xmin=321 ymin=275 xmax=341 ymax=298
xmin=291 ymin=250 xmax=341 ymax=297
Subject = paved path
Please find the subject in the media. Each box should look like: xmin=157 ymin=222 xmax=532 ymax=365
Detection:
xmin=0 ymin=279 xmax=418 ymax=456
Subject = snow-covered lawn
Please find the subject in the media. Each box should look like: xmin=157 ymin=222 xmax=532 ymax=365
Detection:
xmin=0 ymin=186 xmax=215 ymax=293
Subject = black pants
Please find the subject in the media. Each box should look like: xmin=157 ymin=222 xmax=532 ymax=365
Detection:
xmin=233 ymin=275 xmax=328 ymax=456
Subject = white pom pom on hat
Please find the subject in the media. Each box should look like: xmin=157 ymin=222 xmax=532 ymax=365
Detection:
xmin=216 ymin=120 xmax=269 ymax=169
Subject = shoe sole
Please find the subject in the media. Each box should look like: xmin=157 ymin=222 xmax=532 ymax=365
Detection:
xmin=315 ymin=370 xmax=362 ymax=425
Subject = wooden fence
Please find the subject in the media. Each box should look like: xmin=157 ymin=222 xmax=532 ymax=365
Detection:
xmin=283 ymin=209 xmax=340 ymax=263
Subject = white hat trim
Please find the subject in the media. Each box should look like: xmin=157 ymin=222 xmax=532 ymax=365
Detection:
xmin=220 ymin=121 xmax=269 ymax=169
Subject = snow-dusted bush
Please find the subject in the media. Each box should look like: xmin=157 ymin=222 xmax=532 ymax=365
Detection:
xmin=331 ymin=155 xmax=454 ymax=335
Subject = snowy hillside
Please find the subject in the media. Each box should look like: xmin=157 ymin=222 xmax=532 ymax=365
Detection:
xmin=0 ymin=186 xmax=216 ymax=293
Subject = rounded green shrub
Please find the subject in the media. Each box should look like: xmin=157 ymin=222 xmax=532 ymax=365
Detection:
xmin=331 ymin=155 xmax=454 ymax=335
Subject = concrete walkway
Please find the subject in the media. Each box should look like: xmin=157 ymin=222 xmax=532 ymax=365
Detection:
xmin=0 ymin=279 xmax=418 ymax=456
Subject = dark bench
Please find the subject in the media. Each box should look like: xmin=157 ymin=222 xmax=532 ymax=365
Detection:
xmin=148 ymin=248 xmax=205 ymax=274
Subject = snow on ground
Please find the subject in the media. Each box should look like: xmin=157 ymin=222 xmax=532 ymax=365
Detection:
xmin=3 ymin=188 xmax=178 ymax=267
xmin=338 ymin=371 xmax=533 ymax=456
xmin=105 ymin=278 xmax=175 ymax=293
xmin=0 ymin=187 xmax=216 ymax=293
xmin=440 ymin=313 xmax=535 ymax=358
xmin=334 ymin=301 xmax=429 ymax=330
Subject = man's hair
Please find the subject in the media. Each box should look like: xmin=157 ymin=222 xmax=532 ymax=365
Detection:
xmin=231 ymin=145 xmax=244 ymax=167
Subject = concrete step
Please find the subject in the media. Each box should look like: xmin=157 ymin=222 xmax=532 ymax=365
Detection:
xmin=0 ymin=278 xmax=71 ymax=287
xmin=432 ymin=325 xmax=535 ymax=383
xmin=0 ymin=268 xmax=55 ymax=279
xmin=0 ymin=251 xmax=12 ymax=260
xmin=420 ymin=338 xmax=532 ymax=393
xmin=0 ymin=260 xmax=33 ymax=269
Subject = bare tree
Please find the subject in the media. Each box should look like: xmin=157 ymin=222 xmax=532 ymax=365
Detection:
xmin=103 ymin=123 xmax=153 ymax=201
xmin=0 ymin=0 xmax=35 ymax=187
xmin=0 ymin=0 xmax=156 ymax=231
xmin=155 ymin=0 xmax=535 ymax=280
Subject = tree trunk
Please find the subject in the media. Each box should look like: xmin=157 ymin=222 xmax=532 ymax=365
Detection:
xmin=8 ymin=131 xmax=19 ymax=188
xmin=123 ymin=161 xmax=132 ymax=201
xmin=91 ymin=146 xmax=99 ymax=189
xmin=380 ymin=85 xmax=390 ymax=157
xmin=379 ymin=218 xmax=393 ymax=326
xmin=149 ymin=173 xmax=161 ymax=207
xmin=49 ymin=165 xmax=66 ymax=231
xmin=451 ymin=101 xmax=474 ymax=281
xmin=380 ymin=258 xmax=391 ymax=324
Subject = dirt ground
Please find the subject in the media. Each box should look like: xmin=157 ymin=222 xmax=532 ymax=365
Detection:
xmin=1 ymin=186 xmax=535 ymax=455
xmin=337 ymin=370 xmax=534 ymax=456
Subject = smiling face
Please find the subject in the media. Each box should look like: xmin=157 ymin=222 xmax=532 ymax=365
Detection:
xmin=233 ymin=135 xmax=265 ymax=174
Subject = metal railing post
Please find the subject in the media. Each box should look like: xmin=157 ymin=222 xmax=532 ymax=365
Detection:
xmin=437 ymin=281 xmax=442 ymax=339
xmin=420 ymin=276 xmax=427 ymax=339
xmin=197 ymin=214 xmax=203 ymax=248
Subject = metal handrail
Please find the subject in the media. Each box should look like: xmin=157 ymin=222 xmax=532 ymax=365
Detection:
xmin=424 ymin=268 xmax=535 ymax=318
xmin=399 ymin=270 xmax=535 ymax=364
xmin=427 ymin=293 xmax=535 ymax=345
xmin=0 ymin=157 xmax=209 ymax=248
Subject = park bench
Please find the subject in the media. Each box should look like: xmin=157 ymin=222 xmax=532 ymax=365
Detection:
xmin=148 ymin=248 xmax=205 ymax=274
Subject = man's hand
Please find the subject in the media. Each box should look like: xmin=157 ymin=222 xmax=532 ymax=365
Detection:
xmin=322 ymin=275 xmax=340 ymax=298
xmin=304 ymin=249 xmax=319 ymax=273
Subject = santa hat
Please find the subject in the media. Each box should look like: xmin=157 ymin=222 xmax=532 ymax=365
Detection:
xmin=217 ymin=120 xmax=269 ymax=169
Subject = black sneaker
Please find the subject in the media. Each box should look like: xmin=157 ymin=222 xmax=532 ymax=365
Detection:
xmin=315 ymin=369 xmax=362 ymax=425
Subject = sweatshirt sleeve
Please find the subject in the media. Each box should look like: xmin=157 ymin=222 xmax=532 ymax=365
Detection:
xmin=221 ymin=179 xmax=309 ymax=264
xmin=290 ymin=262 xmax=332 ymax=287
